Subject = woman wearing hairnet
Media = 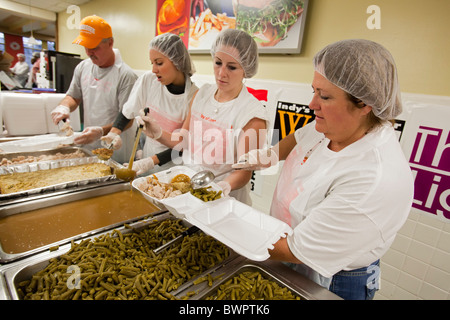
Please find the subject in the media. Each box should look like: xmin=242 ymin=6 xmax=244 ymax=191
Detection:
xmin=101 ymin=33 xmax=197 ymax=175
xmin=138 ymin=29 xmax=269 ymax=204
xmin=234 ymin=39 xmax=414 ymax=299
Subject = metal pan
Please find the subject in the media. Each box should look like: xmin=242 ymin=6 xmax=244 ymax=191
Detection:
xmin=0 ymin=213 xmax=238 ymax=300
xmin=0 ymin=146 xmax=92 ymax=165
xmin=0 ymin=182 xmax=165 ymax=264
xmin=0 ymin=156 xmax=122 ymax=206
xmin=182 ymin=259 xmax=342 ymax=300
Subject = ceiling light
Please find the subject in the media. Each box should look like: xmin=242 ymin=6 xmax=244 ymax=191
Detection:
xmin=28 ymin=34 xmax=38 ymax=45
xmin=28 ymin=0 xmax=38 ymax=45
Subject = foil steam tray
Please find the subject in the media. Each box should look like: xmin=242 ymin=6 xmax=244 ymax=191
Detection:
xmin=0 ymin=156 xmax=121 ymax=202
xmin=0 ymin=146 xmax=92 ymax=165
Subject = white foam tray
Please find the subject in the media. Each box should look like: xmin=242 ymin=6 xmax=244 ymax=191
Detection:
xmin=187 ymin=198 xmax=292 ymax=261
xmin=132 ymin=165 xmax=293 ymax=261
xmin=132 ymin=166 xmax=221 ymax=218
xmin=0 ymin=133 xmax=80 ymax=152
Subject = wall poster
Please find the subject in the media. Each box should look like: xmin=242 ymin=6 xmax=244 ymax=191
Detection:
xmin=156 ymin=0 xmax=309 ymax=54
xmin=189 ymin=0 xmax=308 ymax=54
xmin=400 ymin=102 xmax=450 ymax=223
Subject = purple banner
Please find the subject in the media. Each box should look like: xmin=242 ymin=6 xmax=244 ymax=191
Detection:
xmin=410 ymin=126 xmax=450 ymax=221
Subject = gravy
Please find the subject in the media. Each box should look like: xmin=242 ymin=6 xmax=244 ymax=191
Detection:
xmin=0 ymin=190 xmax=160 ymax=253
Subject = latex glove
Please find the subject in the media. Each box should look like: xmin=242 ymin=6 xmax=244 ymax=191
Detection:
xmin=136 ymin=109 xmax=162 ymax=139
xmin=74 ymin=126 xmax=103 ymax=145
xmin=135 ymin=149 xmax=143 ymax=160
xmin=101 ymin=131 xmax=122 ymax=150
xmin=124 ymin=157 xmax=154 ymax=175
xmin=51 ymin=105 xmax=70 ymax=124
xmin=232 ymin=148 xmax=278 ymax=170
xmin=217 ymin=181 xmax=231 ymax=197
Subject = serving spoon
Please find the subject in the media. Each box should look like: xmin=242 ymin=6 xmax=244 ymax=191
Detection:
xmin=115 ymin=108 xmax=149 ymax=182
xmin=190 ymin=168 xmax=234 ymax=188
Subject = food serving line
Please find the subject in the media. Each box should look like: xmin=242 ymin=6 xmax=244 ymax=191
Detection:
xmin=0 ymin=143 xmax=341 ymax=300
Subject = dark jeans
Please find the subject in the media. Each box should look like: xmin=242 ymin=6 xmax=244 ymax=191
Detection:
xmin=330 ymin=260 xmax=380 ymax=300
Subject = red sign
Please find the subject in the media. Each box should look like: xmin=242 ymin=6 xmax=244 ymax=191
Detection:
xmin=4 ymin=33 xmax=24 ymax=67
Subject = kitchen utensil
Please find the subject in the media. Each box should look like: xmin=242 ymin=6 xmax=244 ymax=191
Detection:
xmin=115 ymin=108 xmax=149 ymax=182
xmin=57 ymin=119 xmax=73 ymax=137
xmin=153 ymin=225 xmax=200 ymax=254
xmin=190 ymin=168 xmax=234 ymax=188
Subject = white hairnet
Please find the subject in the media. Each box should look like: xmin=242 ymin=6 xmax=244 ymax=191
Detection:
xmin=149 ymin=33 xmax=195 ymax=76
xmin=313 ymin=39 xmax=402 ymax=120
xmin=210 ymin=29 xmax=258 ymax=78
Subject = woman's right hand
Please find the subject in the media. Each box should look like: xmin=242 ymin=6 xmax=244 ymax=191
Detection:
xmin=124 ymin=157 xmax=155 ymax=175
xmin=136 ymin=109 xmax=162 ymax=139
xmin=232 ymin=148 xmax=279 ymax=170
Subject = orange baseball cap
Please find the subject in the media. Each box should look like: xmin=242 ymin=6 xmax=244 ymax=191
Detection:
xmin=72 ymin=15 xmax=113 ymax=49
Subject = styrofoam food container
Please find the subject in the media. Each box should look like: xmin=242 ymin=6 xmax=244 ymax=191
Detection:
xmin=133 ymin=165 xmax=292 ymax=261
xmin=131 ymin=165 xmax=222 ymax=217
xmin=186 ymin=197 xmax=293 ymax=261
xmin=0 ymin=133 xmax=78 ymax=152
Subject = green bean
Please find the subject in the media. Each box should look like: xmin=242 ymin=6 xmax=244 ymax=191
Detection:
xmin=205 ymin=271 xmax=301 ymax=300
xmin=100 ymin=281 xmax=116 ymax=293
xmin=94 ymin=290 xmax=109 ymax=300
xmin=19 ymin=218 xmax=229 ymax=300
xmin=190 ymin=187 xmax=222 ymax=202
xmin=134 ymin=275 xmax=146 ymax=298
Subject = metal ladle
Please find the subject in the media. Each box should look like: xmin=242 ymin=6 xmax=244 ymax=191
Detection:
xmin=115 ymin=108 xmax=149 ymax=182
xmin=190 ymin=168 xmax=234 ymax=188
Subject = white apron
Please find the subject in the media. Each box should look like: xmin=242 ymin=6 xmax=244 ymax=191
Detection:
xmin=182 ymin=83 xmax=269 ymax=205
xmin=122 ymin=72 xmax=197 ymax=173
xmin=76 ymin=49 xmax=136 ymax=164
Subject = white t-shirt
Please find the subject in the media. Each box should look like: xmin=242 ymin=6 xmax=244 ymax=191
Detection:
xmin=122 ymin=71 xmax=198 ymax=161
xmin=66 ymin=49 xmax=137 ymax=163
xmin=183 ymin=83 xmax=269 ymax=204
xmin=10 ymin=61 xmax=30 ymax=86
xmin=271 ymin=121 xmax=414 ymax=278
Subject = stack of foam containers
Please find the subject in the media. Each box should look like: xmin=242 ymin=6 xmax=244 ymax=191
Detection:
xmin=1 ymin=93 xmax=47 ymax=136
xmin=0 ymin=92 xmax=80 ymax=136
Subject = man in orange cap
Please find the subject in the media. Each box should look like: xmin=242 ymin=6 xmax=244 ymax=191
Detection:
xmin=51 ymin=15 xmax=138 ymax=163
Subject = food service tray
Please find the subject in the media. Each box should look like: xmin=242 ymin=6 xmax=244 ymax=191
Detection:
xmin=0 ymin=182 xmax=165 ymax=263
xmin=132 ymin=165 xmax=222 ymax=218
xmin=0 ymin=133 xmax=78 ymax=153
xmin=0 ymin=146 xmax=92 ymax=166
xmin=132 ymin=166 xmax=292 ymax=262
xmin=182 ymin=258 xmax=342 ymax=300
xmin=0 ymin=213 xmax=239 ymax=300
xmin=0 ymin=156 xmax=122 ymax=205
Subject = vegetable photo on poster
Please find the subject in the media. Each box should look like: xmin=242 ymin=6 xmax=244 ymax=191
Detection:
xmin=188 ymin=0 xmax=308 ymax=54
